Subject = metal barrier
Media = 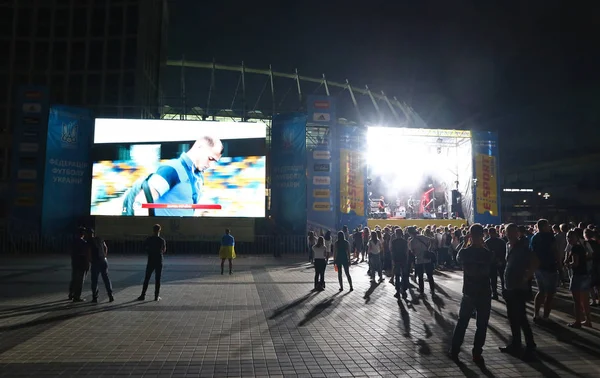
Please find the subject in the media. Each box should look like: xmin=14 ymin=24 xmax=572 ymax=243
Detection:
xmin=0 ymin=231 xmax=307 ymax=256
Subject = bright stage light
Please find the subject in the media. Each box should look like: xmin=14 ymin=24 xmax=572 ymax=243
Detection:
xmin=367 ymin=127 xmax=461 ymax=192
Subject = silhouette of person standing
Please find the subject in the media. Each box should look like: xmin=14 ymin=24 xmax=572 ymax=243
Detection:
xmin=138 ymin=224 xmax=166 ymax=301
xmin=87 ymin=228 xmax=114 ymax=303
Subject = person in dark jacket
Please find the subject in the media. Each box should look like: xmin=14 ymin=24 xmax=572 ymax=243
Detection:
xmin=485 ymin=228 xmax=507 ymax=299
xmin=138 ymin=224 xmax=166 ymax=301
xmin=449 ymin=224 xmax=494 ymax=363
xmin=391 ymin=228 xmax=409 ymax=299
xmin=499 ymin=223 xmax=537 ymax=361
xmin=69 ymin=227 xmax=90 ymax=302
xmin=86 ymin=228 xmax=114 ymax=303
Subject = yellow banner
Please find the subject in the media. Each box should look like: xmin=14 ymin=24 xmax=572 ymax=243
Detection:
xmin=339 ymin=149 xmax=365 ymax=215
xmin=475 ymin=154 xmax=498 ymax=216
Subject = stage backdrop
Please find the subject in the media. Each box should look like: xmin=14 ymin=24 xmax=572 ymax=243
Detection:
xmin=41 ymin=105 xmax=94 ymax=235
xmin=270 ymin=113 xmax=307 ymax=235
xmin=472 ymin=131 xmax=501 ymax=225
xmin=8 ymin=86 xmax=50 ymax=234
xmin=338 ymin=125 xmax=367 ymax=232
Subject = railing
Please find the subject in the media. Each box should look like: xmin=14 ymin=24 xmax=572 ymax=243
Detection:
xmin=0 ymin=232 xmax=307 ymax=257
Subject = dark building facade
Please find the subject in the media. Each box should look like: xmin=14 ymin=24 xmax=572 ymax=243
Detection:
xmin=501 ymin=153 xmax=600 ymax=225
xmin=0 ymin=0 xmax=169 ymax=182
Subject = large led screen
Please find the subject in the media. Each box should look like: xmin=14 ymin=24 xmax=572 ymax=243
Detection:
xmin=91 ymin=119 xmax=266 ymax=217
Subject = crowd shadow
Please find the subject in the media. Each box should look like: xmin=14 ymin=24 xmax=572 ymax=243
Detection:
xmin=298 ymin=292 xmax=342 ymax=327
xmin=0 ymin=299 xmax=71 ymax=315
xmin=486 ymin=322 xmax=583 ymax=378
xmin=535 ymin=320 xmax=600 ymax=359
xmin=269 ymin=291 xmax=319 ymax=320
xmin=398 ymin=299 xmax=411 ymax=337
xmin=363 ymin=280 xmax=381 ymax=303
xmin=433 ymin=270 xmax=452 ymax=279
xmin=0 ymin=299 xmax=144 ymax=333
xmin=432 ymin=293 xmax=446 ymax=310
xmin=452 ymin=360 xmax=480 ymax=378
xmin=433 ymin=284 xmax=452 ymax=299
xmin=416 ymin=338 xmax=431 ymax=355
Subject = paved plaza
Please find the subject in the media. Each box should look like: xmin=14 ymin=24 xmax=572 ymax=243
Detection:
xmin=1 ymin=255 xmax=600 ymax=377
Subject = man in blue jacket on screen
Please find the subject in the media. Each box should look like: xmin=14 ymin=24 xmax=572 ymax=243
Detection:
xmin=136 ymin=136 xmax=223 ymax=216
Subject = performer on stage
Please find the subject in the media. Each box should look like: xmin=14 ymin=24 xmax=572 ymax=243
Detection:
xmin=378 ymin=196 xmax=386 ymax=213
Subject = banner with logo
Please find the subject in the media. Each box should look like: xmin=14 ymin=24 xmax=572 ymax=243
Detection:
xmin=307 ymin=139 xmax=337 ymax=235
xmin=8 ymin=86 xmax=50 ymax=234
xmin=270 ymin=113 xmax=307 ymax=235
xmin=41 ymin=105 xmax=94 ymax=235
xmin=338 ymin=126 xmax=367 ymax=231
xmin=307 ymin=95 xmax=335 ymax=126
xmin=472 ymin=131 xmax=501 ymax=225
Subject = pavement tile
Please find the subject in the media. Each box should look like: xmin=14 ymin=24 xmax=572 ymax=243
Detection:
xmin=0 ymin=255 xmax=600 ymax=377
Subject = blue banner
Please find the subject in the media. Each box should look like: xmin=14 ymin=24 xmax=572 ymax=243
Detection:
xmin=41 ymin=105 xmax=94 ymax=235
xmin=8 ymin=86 xmax=50 ymax=234
xmin=472 ymin=131 xmax=501 ymax=225
xmin=307 ymin=95 xmax=336 ymax=126
xmin=338 ymin=125 xmax=368 ymax=232
xmin=270 ymin=113 xmax=307 ymax=235
xmin=307 ymin=137 xmax=337 ymax=235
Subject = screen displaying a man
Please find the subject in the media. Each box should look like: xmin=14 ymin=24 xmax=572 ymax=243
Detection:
xmin=131 ymin=136 xmax=223 ymax=216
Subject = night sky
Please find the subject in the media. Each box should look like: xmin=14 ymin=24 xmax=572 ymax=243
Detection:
xmin=167 ymin=0 xmax=599 ymax=166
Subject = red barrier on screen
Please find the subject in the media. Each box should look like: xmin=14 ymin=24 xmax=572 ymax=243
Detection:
xmin=141 ymin=204 xmax=222 ymax=210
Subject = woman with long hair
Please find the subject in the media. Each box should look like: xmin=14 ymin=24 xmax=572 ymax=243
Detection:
xmin=368 ymin=231 xmax=383 ymax=281
xmin=566 ymin=230 xmax=592 ymax=328
xmin=334 ymin=231 xmax=353 ymax=291
xmin=312 ymin=236 xmax=328 ymax=290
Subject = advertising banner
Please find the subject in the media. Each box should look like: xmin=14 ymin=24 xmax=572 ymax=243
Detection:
xmin=270 ymin=113 xmax=307 ymax=234
xmin=307 ymin=95 xmax=336 ymax=126
xmin=338 ymin=126 xmax=367 ymax=231
xmin=472 ymin=131 xmax=501 ymax=225
xmin=8 ymin=86 xmax=50 ymax=234
xmin=41 ymin=105 xmax=94 ymax=235
xmin=307 ymin=141 xmax=337 ymax=235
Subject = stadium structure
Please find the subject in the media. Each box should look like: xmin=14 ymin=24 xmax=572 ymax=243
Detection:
xmin=156 ymin=61 xmax=481 ymax=231
xmin=159 ymin=59 xmax=436 ymax=146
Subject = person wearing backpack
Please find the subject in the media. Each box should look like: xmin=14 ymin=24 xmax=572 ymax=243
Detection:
xmin=122 ymin=136 xmax=223 ymax=216
xmin=86 ymin=228 xmax=114 ymax=303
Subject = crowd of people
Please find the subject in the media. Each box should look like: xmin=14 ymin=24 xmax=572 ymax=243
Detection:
xmin=307 ymin=219 xmax=600 ymax=363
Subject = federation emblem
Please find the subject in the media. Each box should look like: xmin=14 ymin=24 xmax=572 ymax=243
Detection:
xmin=61 ymin=121 xmax=78 ymax=144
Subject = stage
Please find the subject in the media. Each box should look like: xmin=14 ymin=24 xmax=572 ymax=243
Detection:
xmin=367 ymin=218 xmax=465 ymax=229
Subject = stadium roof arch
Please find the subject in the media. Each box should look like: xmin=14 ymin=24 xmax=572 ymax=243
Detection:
xmin=162 ymin=60 xmax=431 ymax=130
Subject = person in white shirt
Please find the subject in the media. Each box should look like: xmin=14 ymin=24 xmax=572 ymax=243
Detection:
xmin=368 ymin=231 xmax=383 ymax=281
xmin=408 ymin=226 xmax=436 ymax=296
xmin=312 ymin=236 xmax=328 ymax=290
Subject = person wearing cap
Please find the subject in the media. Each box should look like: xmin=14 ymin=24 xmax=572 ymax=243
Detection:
xmin=86 ymin=228 xmax=114 ymax=303
xmin=138 ymin=224 xmax=166 ymax=301
xmin=69 ymin=227 xmax=90 ymax=302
